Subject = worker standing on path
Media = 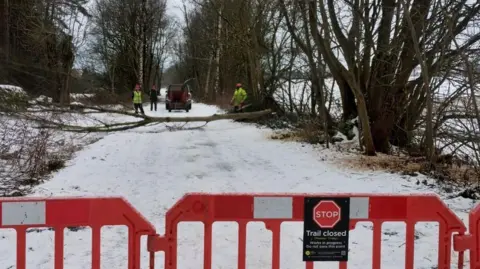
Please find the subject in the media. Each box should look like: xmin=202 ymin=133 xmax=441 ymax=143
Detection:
xmin=230 ymin=83 xmax=247 ymax=112
xmin=150 ymin=85 xmax=158 ymax=111
xmin=132 ymin=84 xmax=145 ymax=114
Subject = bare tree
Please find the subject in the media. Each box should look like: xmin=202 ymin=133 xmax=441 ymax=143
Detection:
xmin=277 ymin=0 xmax=480 ymax=156
xmin=0 ymin=0 xmax=89 ymax=102
xmin=90 ymin=0 xmax=173 ymax=93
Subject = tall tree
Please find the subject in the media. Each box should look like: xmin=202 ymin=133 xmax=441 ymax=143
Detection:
xmin=280 ymin=0 xmax=480 ymax=155
xmin=0 ymin=0 xmax=88 ymax=102
xmin=90 ymin=0 xmax=174 ymax=93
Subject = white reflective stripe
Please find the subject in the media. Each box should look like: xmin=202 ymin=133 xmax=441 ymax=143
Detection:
xmin=254 ymin=197 xmax=293 ymax=219
xmin=350 ymin=197 xmax=369 ymax=219
xmin=1 ymin=201 xmax=46 ymax=225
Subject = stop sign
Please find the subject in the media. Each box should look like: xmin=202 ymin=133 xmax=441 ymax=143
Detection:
xmin=313 ymin=200 xmax=341 ymax=228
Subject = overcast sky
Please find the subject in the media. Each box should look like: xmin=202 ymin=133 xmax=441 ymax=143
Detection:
xmin=167 ymin=0 xmax=186 ymax=22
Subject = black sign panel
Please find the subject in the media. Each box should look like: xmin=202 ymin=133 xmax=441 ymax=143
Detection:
xmin=302 ymin=197 xmax=350 ymax=262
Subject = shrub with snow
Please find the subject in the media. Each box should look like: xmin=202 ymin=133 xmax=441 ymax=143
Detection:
xmin=0 ymin=84 xmax=29 ymax=111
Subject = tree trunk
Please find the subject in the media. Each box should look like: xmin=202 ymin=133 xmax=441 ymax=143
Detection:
xmin=60 ymin=69 xmax=71 ymax=105
xmin=339 ymin=80 xmax=357 ymax=121
xmin=111 ymin=66 xmax=115 ymax=93
xmin=368 ymin=89 xmax=405 ymax=153
xmin=214 ymin=2 xmax=222 ymax=100
xmin=310 ymin=82 xmax=316 ymax=116
xmin=138 ymin=44 xmax=143 ymax=85
xmin=370 ymin=117 xmax=393 ymax=153
xmin=390 ymin=117 xmax=410 ymax=147
xmin=1 ymin=0 xmax=9 ymax=66
xmin=140 ymin=0 xmax=147 ymax=87
xmin=152 ymin=63 xmax=160 ymax=88
xmin=246 ymin=50 xmax=256 ymax=99
xmin=400 ymin=0 xmax=433 ymax=161
xmin=146 ymin=52 xmax=154 ymax=88
xmin=245 ymin=35 xmax=261 ymax=101
xmin=52 ymin=108 xmax=274 ymax=133
xmin=158 ymin=62 xmax=164 ymax=88
xmin=204 ymin=55 xmax=213 ymax=100
xmin=356 ymin=95 xmax=376 ymax=155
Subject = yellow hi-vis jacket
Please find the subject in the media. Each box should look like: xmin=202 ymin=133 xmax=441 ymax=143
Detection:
xmin=133 ymin=91 xmax=142 ymax=104
xmin=231 ymin=87 xmax=247 ymax=106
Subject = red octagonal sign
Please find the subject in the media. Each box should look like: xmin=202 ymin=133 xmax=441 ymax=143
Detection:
xmin=313 ymin=200 xmax=341 ymax=228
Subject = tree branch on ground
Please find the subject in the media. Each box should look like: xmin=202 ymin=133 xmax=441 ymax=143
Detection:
xmin=18 ymin=104 xmax=273 ymax=132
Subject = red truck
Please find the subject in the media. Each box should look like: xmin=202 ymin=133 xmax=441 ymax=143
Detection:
xmin=165 ymin=84 xmax=192 ymax=112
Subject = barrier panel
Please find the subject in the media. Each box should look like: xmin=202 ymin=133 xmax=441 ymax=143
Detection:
xmin=0 ymin=196 xmax=156 ymax=269
xmin=147 ymin=193 xmax=468 ymax=269
xmin=0 ymin=194 xmax=474 ymax=269
xmin=454 ymin=202 xmax=480 ymax=269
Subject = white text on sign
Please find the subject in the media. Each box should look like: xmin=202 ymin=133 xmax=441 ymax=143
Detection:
xmin=315 ymin=211 xmax=339 ymax=218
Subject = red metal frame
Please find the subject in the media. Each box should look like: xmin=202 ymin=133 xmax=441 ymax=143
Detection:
xmin=0 ymin=196 xmax=156 ymax=269
xmin=1 ymin=193 xmax=476 ymax=269
xmin=454 ymin=202 xmax=480 ymax=269
xmin=147 ymin=193 xmax=467 ymax=269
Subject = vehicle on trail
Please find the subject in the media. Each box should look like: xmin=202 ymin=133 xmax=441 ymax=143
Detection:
xmin=165 ymin=84 xmax=192 ymax=112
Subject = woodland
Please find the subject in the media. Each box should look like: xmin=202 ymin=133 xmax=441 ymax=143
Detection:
xmin=0 ymin=0 xmax=479 ymax=192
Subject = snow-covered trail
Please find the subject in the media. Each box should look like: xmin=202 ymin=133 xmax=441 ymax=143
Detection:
xmin=0 ymin=103 xmax=476 ymax=268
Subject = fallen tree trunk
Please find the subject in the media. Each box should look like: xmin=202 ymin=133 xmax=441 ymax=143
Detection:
xmin=32 ymin=107 xmax=273 ymax=132
xmin=160 ymin=109 xmax=272 ymax=122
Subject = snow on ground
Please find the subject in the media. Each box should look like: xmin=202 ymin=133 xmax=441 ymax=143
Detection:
xmin=160 ymin=87 xmax=167 ymax=96
xmin=0 ymin=84 xmax=26 ymax=94
xmin=0 ymin=95 xmax=146 ymax=195
xmin=0 ymin=102 xmax=477 ymax=269
xmin=70 ymin=93 xmax=95 ymax=100
xmin=0 ymin=114 xmax=105 ymax=195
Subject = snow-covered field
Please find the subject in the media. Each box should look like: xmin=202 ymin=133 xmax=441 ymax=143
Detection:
xmin=0 ymin=102 xmax=477 ymax=268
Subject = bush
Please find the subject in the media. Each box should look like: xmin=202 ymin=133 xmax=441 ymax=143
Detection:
xmin=79 ymin=89 xmax=148 ymax=107
xmin=0 ymin=86 xmax=29 ymax=111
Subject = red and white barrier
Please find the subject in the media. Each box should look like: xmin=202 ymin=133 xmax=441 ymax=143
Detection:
xmin=0 ymin=193 xmax=478 ymax=269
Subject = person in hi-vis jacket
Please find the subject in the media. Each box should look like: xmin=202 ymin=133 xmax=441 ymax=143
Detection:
xmin=230 ymin=83 xmax=247 ymax=112
xmin=132 ymin=84 xmax=145 ymax=114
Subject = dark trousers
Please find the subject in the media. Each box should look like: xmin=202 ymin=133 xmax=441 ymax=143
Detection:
xmin=150 ymin=100 xmax=157 ymax=111
xmin=233 ymin=105 xmax=243 ymax=113
xmin=134 ymin=103 xmax=144 ymax=114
